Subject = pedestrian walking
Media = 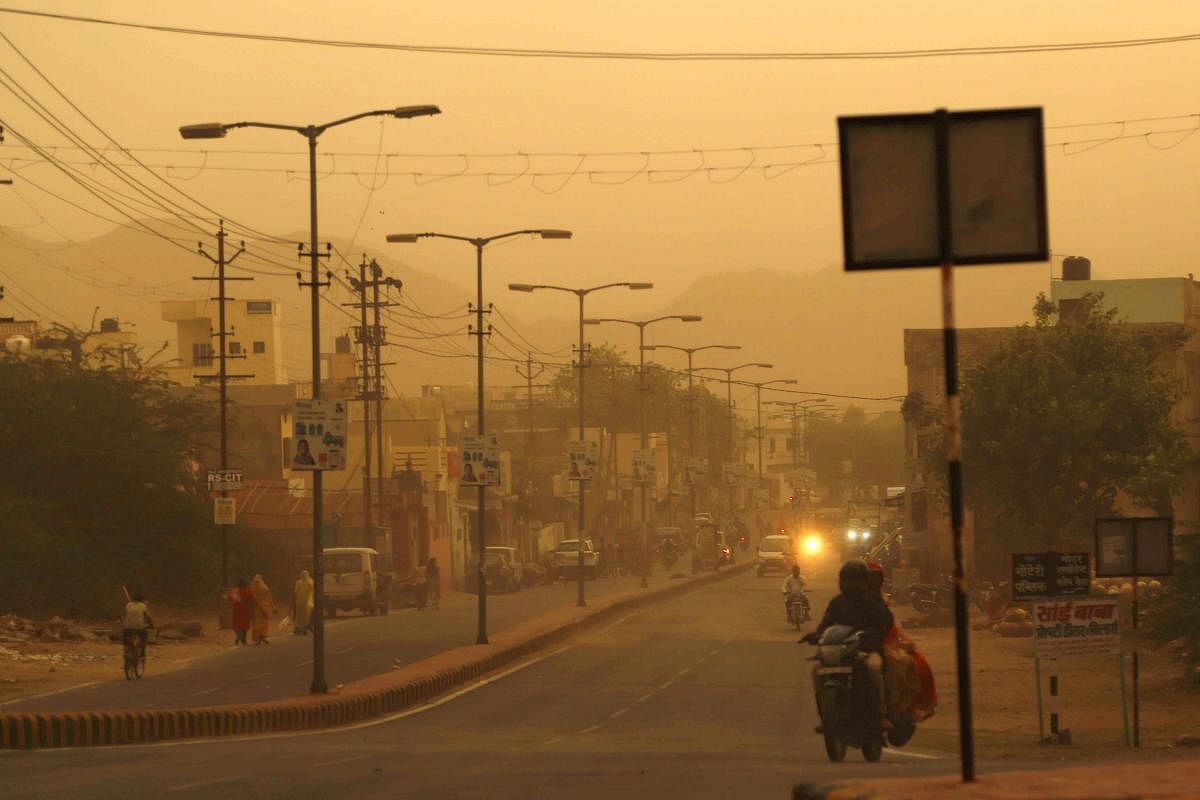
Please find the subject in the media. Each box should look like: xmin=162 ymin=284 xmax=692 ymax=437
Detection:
xmin=291 ymin=570 xmax=314 ymax=636
xmin=250 ymin=574 xmax=275 ymax=645
xmin=230 ymin=578 xmax=253 ymax=645
xmin=426 ymin=558 xmax=441 ymax=609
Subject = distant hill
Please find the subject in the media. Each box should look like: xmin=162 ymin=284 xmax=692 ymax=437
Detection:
xmin=1 ymin=221 xmax=1053 ymax=400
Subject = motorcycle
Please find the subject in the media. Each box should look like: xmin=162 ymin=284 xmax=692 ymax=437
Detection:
xmin=806 ymin=625 xmax=917 ymax=763
xmin=907 ymin=575 xmax=954 ymax=615
xmin=785 ymin=591 xmax=811 ymax=629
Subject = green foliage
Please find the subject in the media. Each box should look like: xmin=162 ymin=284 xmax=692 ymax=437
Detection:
xmin=546 ymin=344 xmax=735 ymax=477
xmin=1147 ymin=534 xmax=1200 ymax=671
xmin=0 ymin=356 xmax=218 ymax=618
xmin=918 ymin=293 xmax=1192 ymax=562
xmin=806 ymin=407 xmax=906 ymax=499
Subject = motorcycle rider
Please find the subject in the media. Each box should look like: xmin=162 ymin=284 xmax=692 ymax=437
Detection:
xmin=781 ymin=565 xmax=808 ymax=619
xmin=801 ymin=559 xmax=894 ymax=731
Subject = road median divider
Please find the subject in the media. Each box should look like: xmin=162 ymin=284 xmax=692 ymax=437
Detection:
xmin=0 ymin=561 xmax=753 ymax=750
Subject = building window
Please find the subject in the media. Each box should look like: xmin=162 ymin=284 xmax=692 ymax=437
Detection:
xmin=769 ymin=438 xmax=776 ymax=454
xmin=246 ymin=301 xmax=272 ymax=315
xmin=229 ymin=342 xmax=242 ymax=355
xmin=192 ymin=342 xmax=213 ymax=366
xmin=253 ymin=341 xmax=266 ymax=354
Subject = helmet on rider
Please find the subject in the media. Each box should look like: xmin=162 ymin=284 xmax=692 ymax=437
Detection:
xmin=865 ymin=560 xmax=885 ymax=596
xmin=838 ymin=559 xmax=870 ymax=595
xmin=791 ymin=565 xmax=801 ymax=578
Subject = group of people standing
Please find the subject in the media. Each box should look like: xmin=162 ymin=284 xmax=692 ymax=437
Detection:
xmin=229 ymin=575 xmax=276 ymax=645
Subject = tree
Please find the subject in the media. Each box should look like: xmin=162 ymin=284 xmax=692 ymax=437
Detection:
xmin=916 ymin=293 xmax=1192 ymax=567
xmin=806 ymin=407 xmax=905 ymax=504
xmin=0 ymin=355 xmax=217 ymax=617
xmin=1147 ymin=534 xmax=1200 ymax=674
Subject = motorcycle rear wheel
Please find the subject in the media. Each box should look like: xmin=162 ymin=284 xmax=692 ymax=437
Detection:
xmin=823 ymin=731 xmax=847 ymax=763
xmin=862 ymin=738 xmax=883 ymax=762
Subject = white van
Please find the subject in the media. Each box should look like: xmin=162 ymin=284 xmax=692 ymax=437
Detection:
xmin=322 ymin=547 xmax=391 ymax=616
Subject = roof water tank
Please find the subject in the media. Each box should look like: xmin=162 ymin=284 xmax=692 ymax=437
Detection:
xmin=1062 ymin=256 xmax=1091 ymax=281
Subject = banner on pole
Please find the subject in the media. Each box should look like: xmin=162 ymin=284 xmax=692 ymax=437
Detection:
xmin=1011 ymin=552 xmax=1091 ymax=601
xmin=1032 ymin=598 xmax=1121 ymax=659
xmin=567 ymin=440 xmax=598 ymax=481
xmin=289 ymin=399 xmax=347 ymax=471
xmin=632 ymin=448 xmax=656 ymax=483
xmin=213 ymin=497 xmax=236 ymax=526
xmin=460 ymin=434 xmax=501 ymax=486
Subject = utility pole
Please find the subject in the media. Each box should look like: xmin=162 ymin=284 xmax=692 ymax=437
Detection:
xmin=347 ymin=260 xmax=400 ymax=547
xmin=372 ymin=262 xmax=402 ymax=539
xmin=345 ymin=256 xmax=375 ymax=545
xmin=193 ymin=220 xmax=250 ymax=589
xmin=515 ymin=353 xmax=544 ymax=559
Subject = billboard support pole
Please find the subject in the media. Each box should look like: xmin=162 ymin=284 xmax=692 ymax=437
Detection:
xmin=935 ymin=108 xmax=977 ymax=783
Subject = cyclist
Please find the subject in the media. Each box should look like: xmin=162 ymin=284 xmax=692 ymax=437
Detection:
xmin=122 ymin=592 xmax=155 ymax=662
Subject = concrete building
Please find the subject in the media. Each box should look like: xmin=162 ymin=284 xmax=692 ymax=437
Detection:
xmin=903 ymin=260 xmax=1200 ymax=577
xmin=161 ymin=298 xmax=286 ymax=386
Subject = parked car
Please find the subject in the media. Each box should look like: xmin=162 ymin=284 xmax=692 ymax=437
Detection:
xmin=468 ymin=550 xmax=519 ymax=594
xmin=484 ymin=546 xmax=524 ymax=591
xmin=755 ymin=534 xmax=797 ymax=577
xmin=321 ymin=547 xmax=392 ymax=616
xmin=552 ymin=538 xmax=599 ymax=579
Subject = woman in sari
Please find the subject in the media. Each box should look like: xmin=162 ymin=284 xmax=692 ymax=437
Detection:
xmin=251 ymin=574 xmax=275 ymax=645
xmin=229 ymin=578 xmax=253 ymax=645
xmin=291 ymin=570 xmax=314 ymax=636
xmin=867 ymin=561 xmax=936 ymax=721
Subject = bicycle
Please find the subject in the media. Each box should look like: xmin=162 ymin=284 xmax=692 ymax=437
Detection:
xmin=122 ymin=629 xmax=147 ymax=680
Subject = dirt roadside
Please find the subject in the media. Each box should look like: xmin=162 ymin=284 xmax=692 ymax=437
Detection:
xmin=904 ymin=616 xmax=1200 ymax=761
xmin=0 ymin=606 xmax=239 ymax=705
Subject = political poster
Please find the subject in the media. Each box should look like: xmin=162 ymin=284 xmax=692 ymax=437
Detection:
xmin=461 ymin=434 xmax=501 ymax=486
xmin=567 ymin=440 xmax=598 ymax=481
xmin=632 ymin=448 xmax=656 ymax=484
xmin=290 ymin=399 xmax=348 ymax=471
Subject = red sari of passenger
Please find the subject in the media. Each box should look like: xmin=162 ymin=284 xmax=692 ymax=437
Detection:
xmin=231 ymin=586 xmax=254 ymax=631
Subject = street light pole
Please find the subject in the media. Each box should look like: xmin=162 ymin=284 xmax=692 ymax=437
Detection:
xmin=509 ymin=281 xmax=654 ymax=606
xmin=584 ymin=315 xmax=702 ymax=588
xmin=694 ymin=363 xmax=772 ymax=519
xmin=641 ymin=344 xmax=740 ymax=523
xmin=387 ymin=229 xmax=570 ymax=643
xmin=736 ymin=379 xmax=798 ymax=507
xmin=182 ymin=105 xmax=440 ymax=695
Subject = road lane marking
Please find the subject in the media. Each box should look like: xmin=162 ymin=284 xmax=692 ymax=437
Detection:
xmin=333 ymin=647 xmax=354 ymax=655
xmin=676 ymin=666 xmax=692 ymax=677
xmin=543 ymin=736 xmax=563 ymax=745
xmin=886 ymin=747 xmax=944 ymax=760
xmin=190 ymin=686 xmax=221 ymax=697
xmin=314 ymin=754 xmax=371 ymax=767
xmin=578 ymin=724 xmax=601 ymax=734
xmin=634 ymin=692 xmax=654 ymax=704
xmin=657 ymin=680 xmax=675 ymax=690
xmin=295 ymin=660 xmax=313 ymax=667
xmin=19 ymin=644 xmax=579 ymax=754
xmin=248 ymin=672 xmax=272 ymax=681
xmin=167 ymin=775 xmax=246 ymax=792
xmin=0 ymin=682 xmax=99 ymax=707
xmin=609 ymin=707 xmax=629 ymax=719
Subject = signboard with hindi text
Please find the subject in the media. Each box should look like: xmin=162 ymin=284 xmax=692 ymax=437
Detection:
xmin=1032 ymin=597 xmax=1121 ymax=659
xmin=1011 ymin=552 xmax=1091 ymax=601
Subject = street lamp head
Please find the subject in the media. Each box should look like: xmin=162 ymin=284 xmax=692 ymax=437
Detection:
xmin=508 ymin=283 xmax=536 ymax=292
xmin=537 ymin=229 xmax=573 ymax=240
xmin=754 ymin=362 xmax=774 ymax=368
xmin=628 ymin=282 xmax=654 ymax=290
xmin=583 ymin=318 xmax=602 ymax=325
xmin=641 ymin=345 xmax=657 ymax=350
xmin=717 ymin=345 xmax=741 ymax=350
xmin=179 ymin=123 xmax=227 ymax=140
xmin=680 ymin=315 xmax=702 ymax=322
xmin=385 ymin=233 xmax=422 ymax=243
xmin=391 ymin=105 xmax=442 ymax=119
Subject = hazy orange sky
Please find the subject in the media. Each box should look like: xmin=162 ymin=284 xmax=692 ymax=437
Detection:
xmin=1 ymin=1 xmax=1198 ymax=382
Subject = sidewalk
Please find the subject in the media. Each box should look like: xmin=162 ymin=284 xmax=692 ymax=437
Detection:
xmin=0 ymin=569 xmax=713 ymax=713
xmin=794 ymin=756 xmax=1200 ymax=800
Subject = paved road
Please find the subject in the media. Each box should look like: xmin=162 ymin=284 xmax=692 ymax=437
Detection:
xmin=1 ymin=570 xmax=699 ymax=713
xmin=0 ymin=567 xmax=1009 ymax=799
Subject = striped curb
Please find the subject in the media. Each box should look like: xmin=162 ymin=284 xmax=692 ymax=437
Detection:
xmin=1 ymin=561 xmax=753 ymax=750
